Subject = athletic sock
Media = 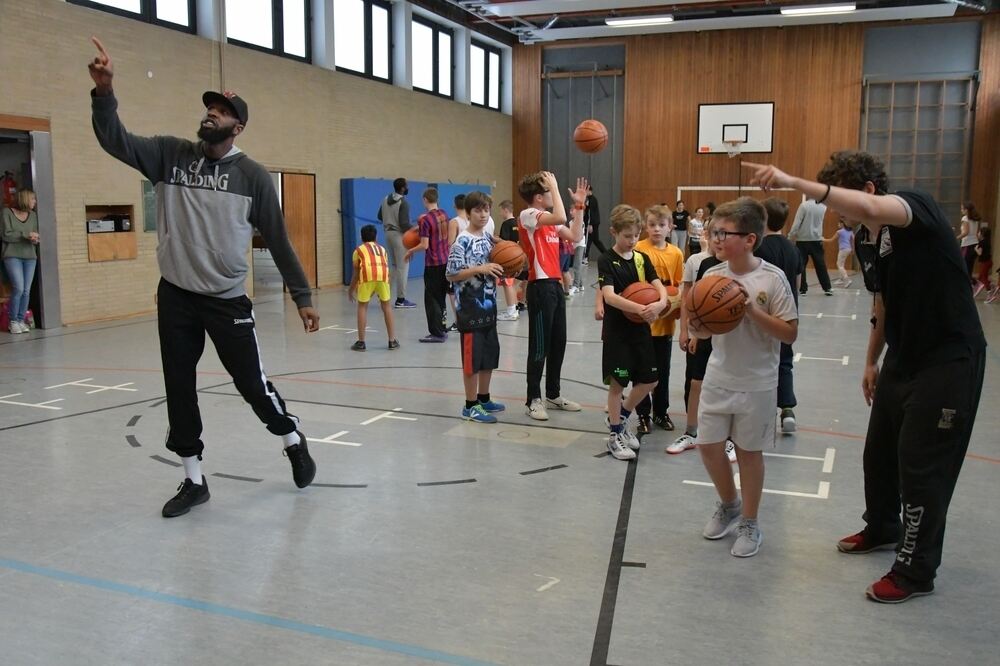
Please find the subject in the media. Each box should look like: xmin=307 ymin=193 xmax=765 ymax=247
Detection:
xmin=722 ymin=497 xmax=741 ymax=510
xmin=610 ymin=423 xmax=624 ymax=434
xmin=685 ymin=425 xmax=698 ymax=437
xmin=465 ymin=400 xmax=478 ymax=410
xmin=507 ymin=306 xmax=517 ymax=316
xmin=620 ymin=407 xmax=632 ymax=420
xmin=281 ymin=431 xmax=302 ymax=448
xmin=182 ymin=455 xmax=203 ymax=485
xmin=477 ymin=393 xmax=490 ymax=405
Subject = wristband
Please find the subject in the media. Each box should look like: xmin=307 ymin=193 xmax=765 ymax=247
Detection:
xmin=574 ymin=203 xmax=585 ymax=211
xmin=817 ymin=184 xmax=831 ymax=205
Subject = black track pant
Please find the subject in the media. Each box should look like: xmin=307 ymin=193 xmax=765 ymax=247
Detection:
xmin=526 ymin=279 xmax=567 ymax=403
xmin=862 ymin=351 xmax=985 ymax=582
xmin=586 ymin=229 xmax=607 ymax=258
xmin=157 ymin=279 xmax=298 ymax=458
xmin=777 ymin=342 xmax=796 ymax=409
xmin=797 ymin=240 xmax=832 ymax=292
xmin=637 ymin=335 xmax=672 ymax=417
xmin=423 ymin=264 xmax=448 ymax=337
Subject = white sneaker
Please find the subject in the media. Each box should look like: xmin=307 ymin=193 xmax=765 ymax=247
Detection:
xmin=607 ymin=431 xmax=636 ymax=460
xmin=666 ymin=433 xmax=697 ymax=454
xmin=567 ymin=286 xmax=580 ymax=296
xmin=606 ymin=415 xmax=640 ymax=451
xmin=497 ymin=311 xmax=519 ymax=321
xmin=703 ymin=500 xmax=743 ymax=539
xmin=526 ymin=399 xmax=549 ymax=421
xmin=545 ymin=396 xmax=581 ymax=412
xmin=11 ymin=321 xmax=27 ymax=334
xmin=726 ymin=439 xmax=737 ymax=463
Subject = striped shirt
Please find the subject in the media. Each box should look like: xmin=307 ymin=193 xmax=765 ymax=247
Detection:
xmin=419 ymin=208 xmax=450 ymax=266
xmin=518 ymin=207 xmax=562 ymax=281
xmin=353 ymin=241 xmax=389 ymax=283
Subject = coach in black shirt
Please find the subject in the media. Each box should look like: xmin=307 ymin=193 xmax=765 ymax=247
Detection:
xmin=743 ymin=151 xmax=986 ymax=604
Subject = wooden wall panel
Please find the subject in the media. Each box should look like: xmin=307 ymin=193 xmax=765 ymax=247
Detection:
xmin=282 ymin=173 xmax=317 ymax=289
xmin=971 ymin=14 xmax=999 ymax=225
xmin=511 ymin=44 xmax=543 ymax=207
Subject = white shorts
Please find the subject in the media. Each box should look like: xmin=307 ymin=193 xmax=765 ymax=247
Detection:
xmin=695 ymin=384 xmax=776 ymax=452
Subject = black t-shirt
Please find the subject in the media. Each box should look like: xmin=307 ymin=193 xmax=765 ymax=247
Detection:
xmin=598 ymin=248 xmax=656 ymax=342
xmin=977 ymin=238 xmax=992 ymax=262
xmin=585 ymin=194 xmax=601 ymax=228
xmin=499 ymin=217 xmax=519 ymax=243
xmin=854 ymin=224 xmax=880 ymax=293
xmin=696 ymin=255 xmax=722 ymax=281
xmin=673 ymin=210 xmax=690 ymax=232
xmin=872 ymin=190 xmax=986 ymax=371
xmin=755 ymin=234 xmax=801 ymax=308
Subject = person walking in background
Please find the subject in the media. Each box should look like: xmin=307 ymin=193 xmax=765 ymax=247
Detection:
xmin=671 ymin=200 xmax=690 ymax=250
xmin=834 ymin=220 xmax=855 ymax=287
xmin=957 ymin=202 xmax=981 ymax=281
xmin=2 ymin=188 xmax=39 ymax=334
xmin=378 ymin=178 xmax=417 ymax=309
xmin=583 ymin=184 xmax=606 ymax=264
xmin=688 ymin=207 xmax=706 ymax=257
xmin=972 ymin=226 xmax=992 ymax=298
xmin=789 ymin=195 xmax=834 ymax=295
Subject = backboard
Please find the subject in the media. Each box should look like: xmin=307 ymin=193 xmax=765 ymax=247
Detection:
xmin=697 ymin=102 xmax=774 ymax=154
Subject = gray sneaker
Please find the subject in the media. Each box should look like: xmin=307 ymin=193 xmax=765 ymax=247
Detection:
xmin=703 ymin=500 xmax=743 ymax=539
xmin=731 ymin=518 xmax=763 ymax=557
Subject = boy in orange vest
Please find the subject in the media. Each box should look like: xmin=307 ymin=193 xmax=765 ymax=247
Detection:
xmin=348 ymin=224 xmax=400 ymax=351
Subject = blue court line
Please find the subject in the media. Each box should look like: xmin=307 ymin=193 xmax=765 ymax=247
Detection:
xmin=0 ymin=557 xmax=498 ymax=666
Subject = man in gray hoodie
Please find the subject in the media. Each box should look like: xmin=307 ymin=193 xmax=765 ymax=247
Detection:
xmin=378 ymin=178 xmax=416 ymax=308
xmin=89 ymin=37 xmax=320 ymax=518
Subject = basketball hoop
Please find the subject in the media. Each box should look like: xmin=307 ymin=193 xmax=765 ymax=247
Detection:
xmin=724 ymin=140 xmax=744 ymax=159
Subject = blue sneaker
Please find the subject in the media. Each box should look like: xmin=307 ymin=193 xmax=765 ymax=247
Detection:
xmin=479 ymin=400 xmax=506 ymax=413
xmin=394 ymin=298 xmax=418 ymax=309
xmin=462 ymin=404 xmax=497 ymax=423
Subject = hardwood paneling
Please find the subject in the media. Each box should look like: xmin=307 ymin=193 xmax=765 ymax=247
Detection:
xmin=281 ymin=173 xmax=317 ymax=289
xmin=971 ymin=14 xmax=999 ymax=223
xmin=512 ymin=44 xmax=543 ymax=208
xmin=0 ymin=114 xmax=49 ymax=132
xmin=87 ymin=232 xmax=137 ymax=262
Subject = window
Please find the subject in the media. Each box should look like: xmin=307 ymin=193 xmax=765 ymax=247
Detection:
xmin=69 ymin=0 xmax=195 ymax=33
xmin=471 ymin=41 xmax=502 ymax=111
xmin=225 ymin=0 xmax=310 ymax=62
xmin=411 ymin=16 xmax=453 ymax=98
xmin=335 ymin=0 xmax=392 ymax=82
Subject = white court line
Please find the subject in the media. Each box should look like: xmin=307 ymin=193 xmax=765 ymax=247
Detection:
xmin=44 ymin=378 xmax=137 ymax=393
xmin=315 ymin=430 xmax=363 ymax=447
xmin=319 ymin=324 xmax=377 ymax=334
xmin=683 ymin=479 xmax=830 ymax=500
xmin=793 ymin=353 xmax=850 ymax=365
xmin=533 ymin=574 xmax=561 ymax=592
xmin=801 ymin=313 xmax=857 ymax=320
xmin=823 ymin=447 xmax=836 ymax=474
xmin=0 ymin=393 xmax=64 ymax=410
xmin=764 ymin=452 xmax=825 ymax=462
xmin=360 ymin=407 xmax=418 ymax=426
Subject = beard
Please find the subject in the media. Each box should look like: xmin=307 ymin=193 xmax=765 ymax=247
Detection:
xmin=197 ymin=122 xmax=234 ymax=144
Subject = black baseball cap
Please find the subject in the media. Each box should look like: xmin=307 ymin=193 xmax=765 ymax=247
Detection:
xmin=202 ymin=90 xmax=249 ymax=127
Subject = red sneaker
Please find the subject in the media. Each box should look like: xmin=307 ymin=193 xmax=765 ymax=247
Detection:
xmin=837 ymin=530 xmax=897 ymax=554
xmin=866 ymin=571 xmax=934 ymax=604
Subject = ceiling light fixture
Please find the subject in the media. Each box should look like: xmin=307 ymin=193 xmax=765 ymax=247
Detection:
xmin=780 ymin=3 xmax=856 ymax=16
xmin=605 ymin=14 xmax=675 ymax=27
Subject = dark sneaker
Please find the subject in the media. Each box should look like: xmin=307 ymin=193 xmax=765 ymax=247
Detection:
xmin=866 ymin=571 xmax=934 ymax=604
xmin=284 ymin=432 xmax=316 ymax=488
xmin=516 ymin=302 xmax=527 ymax=312
xmin=394 ymin=298 xmax=417 ymax=309
xmin=162 ymin=478 xmax=210 ymax=518
xmin=447 ymin=323 xmax=459 ymax=332
xmin=351 ymin=340 xmax=366 ymax=352
xmin=419 ymin=334 xmax=447 ymax=343
xmin=837 ymin=529 xmax=898 ymax=554
xmin=652 ymin=413 xmax=675 ymax=431
xmin=780 ymin=408 xmax=796 ymax=433
xmin=824 ymin=289 xmax=834 ymax=296
xmin=637 ymin=415 xmax=651 ymax=436
xmin=388 ymin=339 xmax=400 ymax=350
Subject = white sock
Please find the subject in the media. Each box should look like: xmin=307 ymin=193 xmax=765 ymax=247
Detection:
xmin=182 ymin=455 xmax=203 ymax=485
xmin=507 ymin=305 xmax=517 ymax=315
xmin=282 ymin=431 xmax=302 ymax=448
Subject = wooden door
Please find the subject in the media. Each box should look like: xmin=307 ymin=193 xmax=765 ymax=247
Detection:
xmin=281 ymin=173 xmax=317 ymax=289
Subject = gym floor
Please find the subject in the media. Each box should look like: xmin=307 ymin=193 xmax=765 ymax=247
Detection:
xmin=1 ymin=267 xmax=997 ymax=665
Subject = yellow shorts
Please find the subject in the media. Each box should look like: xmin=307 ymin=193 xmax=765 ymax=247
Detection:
xmin=357 ymin=280 xmax=391 ymax=303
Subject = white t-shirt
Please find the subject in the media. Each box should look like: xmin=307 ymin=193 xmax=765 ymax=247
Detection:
xmin=688 ymin=218 xmax=704 ymax=242
xmin=961 ymin=216 xmax=979 ymax=247
xmin=453 ymin=215 xmax=495 ymax=238
xmin=683 ymin=251 xmax=710 ymax=283
xmin=701 ymin=259 xmax=798 ymax=392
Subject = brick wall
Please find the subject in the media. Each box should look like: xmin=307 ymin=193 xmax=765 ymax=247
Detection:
xmin=0 ymin=0 xmax=512 ymax=324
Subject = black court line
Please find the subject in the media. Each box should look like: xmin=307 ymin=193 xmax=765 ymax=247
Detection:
xmin=590 ymin=457 xmax=638 ymax=666
xmin=417 ymin=479 xmax=477 ymax=487
xmin=621 ymin=562 xmax=646 ymax=568
xmin=519 ymin=464 xmax=568 ymax=476
xmin=150 ymin=454 xmax=182 ymax=467
xmin=127 ymin=415 xmax=141 ymax=427
xmin=594 ymin=451 xmax=611 ymax=458
xmin=313 ymin=483 xmax=368 ymax=489
xmin=0 ymin=395 xmax=167 ymax=433
xmin=126 ymin=435 xmax=141 ymax=448
xmin=211 ymin=472 xmax=263 ymax=483
xmin=148 ymin=398 xmax=167 ymax=408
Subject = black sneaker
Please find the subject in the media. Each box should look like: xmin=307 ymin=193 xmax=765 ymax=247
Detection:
xmin=351 ymin=340 xmax=366 ymax=351
xmin=162 ymin=478 xmax=210 ymax=518
xmin=284 ymin=432 xmax=316 ymax=488
xmin=388 ymin=339 xmax=400 ymax=350
xmin=516 ymin=302 xmax=527 ymax=312
xmin=447 ymin=323 xmax=459 ymax=332
xmin=637 ymin=414 xmax=652 ymax=436
xmin=652 ymin=413 xmax=675 ymax=431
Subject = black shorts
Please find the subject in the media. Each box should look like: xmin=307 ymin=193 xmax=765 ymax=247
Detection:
xmin=603 ymin=336 xmax=657 ymax=387
xmin=685 ymin=337 xmax=713 ymax=381
xmin=461 ymin=326 xmax=500 ymax=376
xmin=560 ymin=253 xmax=572 ymax=272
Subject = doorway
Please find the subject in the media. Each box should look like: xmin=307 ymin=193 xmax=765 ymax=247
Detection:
xmin=252 ymin=171 xmax=317 ymax=299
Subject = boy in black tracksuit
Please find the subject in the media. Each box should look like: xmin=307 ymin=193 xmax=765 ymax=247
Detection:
xmin=744 ymin=152 xmax=986 ymax=603
xmin=89 ymin=38 xmax=319 ymax=518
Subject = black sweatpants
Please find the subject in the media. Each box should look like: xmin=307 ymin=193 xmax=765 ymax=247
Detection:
xmin=777 ymin=342 xmax=796 ymax=409
xmin=423 ymin=264 xmax=448 ymax=337
xmin=526 ymin=279 xmax=567 ymax=403
xmin=797 ymin=240 xmax=832 ymax=292
xmin=586 ymin=228 xmax=607 ymax=258
xmin=637 ymin=335 xmax=672 ymax=418
xmin=157 ymin=279 xmax=298 ymax=458
xmin=862 ymin=351 xmax=985 ymax=582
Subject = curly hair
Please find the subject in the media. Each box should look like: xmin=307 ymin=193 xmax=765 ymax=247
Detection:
xmin=817 ymin=151 xmax=889 ymax=195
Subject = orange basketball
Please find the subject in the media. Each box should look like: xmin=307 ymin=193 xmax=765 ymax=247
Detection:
xmin=621 ymin=282 xmax=659 ymax=323
xmin=685 ymin=275 xmax=746 ymax=335
xmin=490 ymin=240 xmax=527 ymax=277
xmin=659 ymin=284 xmax=682 ymax=321
xmin=574 ymin=119 xmax=608 ymax=154
xmin=403 ymin=227 xmax=420 ymax=250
